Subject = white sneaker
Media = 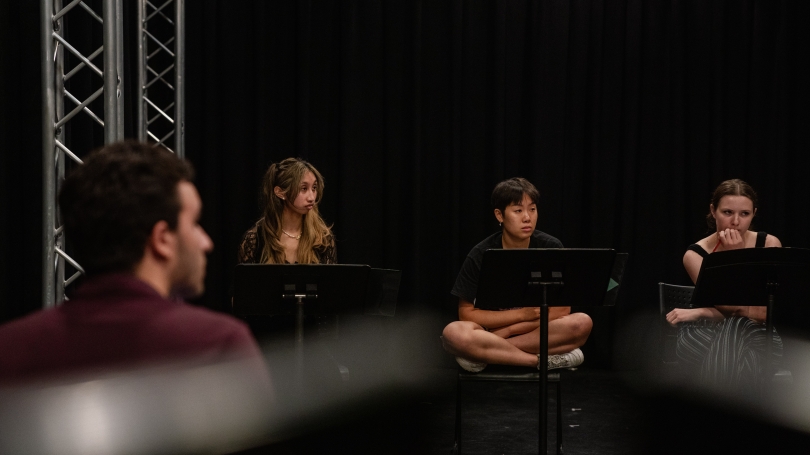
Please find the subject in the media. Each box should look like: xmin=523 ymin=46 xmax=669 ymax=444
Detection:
xmin=545 ymin=348 xmax=584 ymax=371
xmin=456 ymin=356 xmax=487 ymax=373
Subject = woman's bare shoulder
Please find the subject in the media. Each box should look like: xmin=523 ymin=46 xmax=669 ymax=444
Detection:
xmin=765 ymin=233 xmax=782 ymax=247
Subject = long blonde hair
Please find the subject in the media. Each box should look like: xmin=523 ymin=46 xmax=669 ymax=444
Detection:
xmin=258 ymin=158 xmax=333 ymax=263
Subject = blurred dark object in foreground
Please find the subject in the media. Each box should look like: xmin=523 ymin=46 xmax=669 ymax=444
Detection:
xmin=643 ymin=336 xmax=810 ymax=454
xmin=0 ymin=357 xmax=275 ymax=454
xmin=0 ymin=311 xmax=439 ymax=454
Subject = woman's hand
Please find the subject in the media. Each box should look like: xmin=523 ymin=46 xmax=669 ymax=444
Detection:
xmin=716 ymin=228 xmax=745 ymax=251
xmin=666 ymin=308 xmax=705 ymax=326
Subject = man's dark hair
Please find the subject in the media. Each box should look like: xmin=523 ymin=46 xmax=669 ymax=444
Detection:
xmin=491 ymin=177 xmax=541 ymax=214
xmin=59 ymin=141 xmax=194 ymax=275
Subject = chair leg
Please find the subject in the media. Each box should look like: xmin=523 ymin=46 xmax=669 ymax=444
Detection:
xmin=556 ymin=378 xmax=563 ymax=455
xmin=452 ymin=375 xmax=461 ymax=454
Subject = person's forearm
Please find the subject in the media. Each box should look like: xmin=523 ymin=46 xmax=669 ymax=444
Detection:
xmin=715 ymin=305 xmax=767 ymax=322
xmin=489 ymin=320 xmax=540 ymax=338
xmin=463 ymin=305 xmax=572 ymax=329
xmin=549 ymin=306 xmax=571 ymax=320
xmin=715 ymin=305 xmax=753 ymax=319
xmin=459 ymin=306 xmax=536 ymax=329
xmin=713 ymin=306 xmax=747 ymax=319
xmin=747 ymin=306 xmax=767 ymax=322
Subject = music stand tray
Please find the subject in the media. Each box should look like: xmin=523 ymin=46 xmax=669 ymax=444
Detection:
xmin=476 ymin=248 xmax=615 ymax=309
xmin=233 ymin=264 xmax=371 ymax=317
xmin=691 ymin=247 xmax=810 ymax=310
xmin=232 ymin=264 xmax=401 ymax=382
xmin=475 ymin=248 xmax=616 ymax=455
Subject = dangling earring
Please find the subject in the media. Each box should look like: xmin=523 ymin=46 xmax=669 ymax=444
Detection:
xmin=499 ymin=222 xmax=502 ymax=227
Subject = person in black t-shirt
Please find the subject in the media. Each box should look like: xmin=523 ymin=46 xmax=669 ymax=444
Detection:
xmin=441 ymin=178 xmax=592 ymax=372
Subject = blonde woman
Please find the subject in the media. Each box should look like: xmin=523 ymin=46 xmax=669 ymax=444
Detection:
xmin=238 ymin=158 xmax=336 ymax=264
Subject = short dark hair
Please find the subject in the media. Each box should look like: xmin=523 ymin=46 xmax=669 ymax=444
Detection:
xmin=491 ymin=177 xmax=540 ymax=214
xmin=59 ymin=141 xmax=194 ymax=275
xmin=706 ymin=179 xmax=759 ymax=231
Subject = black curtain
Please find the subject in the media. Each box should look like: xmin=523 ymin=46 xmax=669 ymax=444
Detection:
xmin=3 ymin=1 xmax=809 ymax=369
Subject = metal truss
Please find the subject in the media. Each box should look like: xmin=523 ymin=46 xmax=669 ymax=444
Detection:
xmin=137 ymin=0 xmax=185 ymax=157
xmin=41 ymin=0 xmax=124 ymax=307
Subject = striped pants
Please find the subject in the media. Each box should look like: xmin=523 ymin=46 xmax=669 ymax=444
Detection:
xmin=676 ymin=316 xmax=782 ymax=391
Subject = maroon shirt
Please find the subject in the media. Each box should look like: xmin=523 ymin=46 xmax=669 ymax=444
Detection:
xmin=0 ymin=273 xmax=267 ymax=384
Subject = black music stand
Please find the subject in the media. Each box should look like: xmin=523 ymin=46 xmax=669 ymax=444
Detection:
xmin=233 ymin=264 xmax=400 ymax=381
xmin=690 ymin=247 xmax=810 ymax=377
xmin=476 ymin=248 xmax=615 ymax=455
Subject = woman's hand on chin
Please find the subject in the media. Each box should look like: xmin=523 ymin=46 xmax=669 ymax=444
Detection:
xmin=716 ymin=228 xmax=745 ymax=251
xmin=666 ymin=308 xmax=704 ymax=326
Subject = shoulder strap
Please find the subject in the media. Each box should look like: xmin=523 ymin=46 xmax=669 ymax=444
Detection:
xmin=755 ymin=231 xmax=767 ymax=248
xmin=686 ymin=244 xmax=709 ymax=258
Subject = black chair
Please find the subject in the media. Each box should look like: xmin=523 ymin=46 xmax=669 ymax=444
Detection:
xmin=453 ymin=366 xmax=564 ymax=455
xmin=658 ymin=283 xmax=695 ymax=365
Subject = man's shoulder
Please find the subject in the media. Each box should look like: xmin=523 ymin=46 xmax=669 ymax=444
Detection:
xmin=0 ymin=308 xmax=73 ymax=379
xmin=0 ymin=307 xmax=63 ymax=340
xmin=0 ymin=297 xmax=258 ymax=385
xmin=531 ymin=230 xmax=563 ymax=248
xmin=155 ymin=304 xmax=259 ymax=360
xmin=164 ymin=303 xmax=251 ymax=335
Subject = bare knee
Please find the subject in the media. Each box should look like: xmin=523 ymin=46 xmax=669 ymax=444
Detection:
xmin=441 ymin=321 xmax=463 ymax=343
xmin=569 ymin=312 xmax=593 ymax=342
xmin=442 ymin=321 xmax=470 ymax=348
xmin=442 ymin=321 xmax=477 ymax=351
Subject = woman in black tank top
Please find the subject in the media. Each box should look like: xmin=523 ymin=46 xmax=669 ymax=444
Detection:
xmin=665 ymin=179 xmax=782 ymax=392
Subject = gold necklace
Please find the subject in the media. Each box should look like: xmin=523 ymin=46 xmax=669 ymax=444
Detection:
xmin=281 ymin=229 xmax=301 ymax=240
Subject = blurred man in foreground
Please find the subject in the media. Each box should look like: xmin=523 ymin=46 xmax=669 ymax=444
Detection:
xmin=0 ymin=141 xmax=268 ymax=384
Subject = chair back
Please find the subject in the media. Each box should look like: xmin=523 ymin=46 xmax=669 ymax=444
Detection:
xmin=658 ymin=283 xmax=694 ymax=364
xmin=659 ymin=283 xmax=695 ymax=313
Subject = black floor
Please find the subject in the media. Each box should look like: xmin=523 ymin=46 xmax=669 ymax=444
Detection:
xmin=421 ymin=367 xmax=647 ymax=455
xmin=251 ymin=366 xmax=648 ymax=454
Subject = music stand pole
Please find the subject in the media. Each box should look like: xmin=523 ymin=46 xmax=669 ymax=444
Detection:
xmin=766 ymin=283 xmax=776 ymax=377
xmin=284 ymin=293 xmax=313 ymax=385
xmin=539 ymin=285 xmax=549 ymax=455
xmin=475 ymin=248 xmax=615 ymax=455
xmin=537 ymin=281 xmax=563 ymax=455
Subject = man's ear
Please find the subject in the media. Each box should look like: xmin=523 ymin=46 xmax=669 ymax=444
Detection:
xmin=494 ymin=209 xmax=504 ymax=224
xmin=147 ymin=220 xmax=176 ymax=261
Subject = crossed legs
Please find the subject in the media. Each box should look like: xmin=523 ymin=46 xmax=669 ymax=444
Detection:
xmin=441 ymin=312 xmax=593 ymax=368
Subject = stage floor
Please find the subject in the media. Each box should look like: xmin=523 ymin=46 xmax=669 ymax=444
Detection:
xmin=254 ymin=366 xmax=647 ymax=454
